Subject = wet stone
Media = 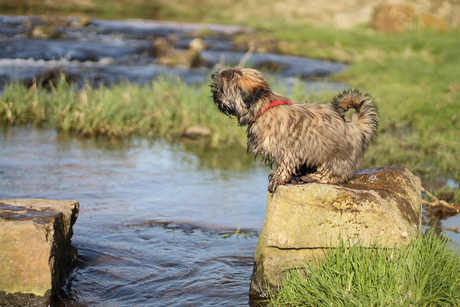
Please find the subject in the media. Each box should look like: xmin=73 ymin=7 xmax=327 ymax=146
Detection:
xmin=0 ymin=199 xmax=79 ymax=306
xmin=249 ymin=166 xmax=422 ymax=300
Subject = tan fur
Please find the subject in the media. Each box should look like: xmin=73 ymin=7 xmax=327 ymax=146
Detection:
xmin=210 ymin=68 xmax=379 ymax=192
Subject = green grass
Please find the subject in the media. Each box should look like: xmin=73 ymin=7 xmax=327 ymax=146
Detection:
xmin=267 ymin=231 xmax=460 ymax=307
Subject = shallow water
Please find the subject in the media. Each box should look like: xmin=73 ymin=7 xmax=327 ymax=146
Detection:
xmin=0 ymin=126 xmax=269 ymax=306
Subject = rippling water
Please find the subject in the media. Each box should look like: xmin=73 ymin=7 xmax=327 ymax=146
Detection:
xmin=0 ymin=15 xmax=347 ymax=94
xmin=0 ymin=126 xmax=269 ymax=306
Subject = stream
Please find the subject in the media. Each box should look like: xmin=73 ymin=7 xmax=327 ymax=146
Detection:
xmin=0 ymin=15 xmax=346 ymax=94
xmin=0 ymin=125 xmax=267 ymax=306
xmin=1 ymin=15 xmax=459 ymax=307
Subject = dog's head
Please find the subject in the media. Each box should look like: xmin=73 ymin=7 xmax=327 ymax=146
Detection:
xmin=210 ymin=68 xmax=270 ymax=124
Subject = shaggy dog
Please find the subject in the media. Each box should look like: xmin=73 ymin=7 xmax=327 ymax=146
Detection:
xmin=210 ymin=68 xmax=379 ymax=192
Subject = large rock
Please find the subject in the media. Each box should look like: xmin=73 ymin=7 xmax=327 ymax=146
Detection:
xmin=0 ymin=199 xmax=79 ymax=306
xmin=249 ymin=166 xmax=422 ymax=300
xmin=371 ymin=2 xmax=416 ymax=33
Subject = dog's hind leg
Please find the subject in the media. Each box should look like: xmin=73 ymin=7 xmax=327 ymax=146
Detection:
xmin=300 ymin=167 xmax=347 ymax=185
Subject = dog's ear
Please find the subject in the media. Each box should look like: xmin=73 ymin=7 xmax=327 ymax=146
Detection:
xmin=238 ymin=77 xmax=266 ymax=108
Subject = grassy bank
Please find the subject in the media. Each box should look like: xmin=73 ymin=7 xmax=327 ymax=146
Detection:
xmin=0 ymin=76 xmax=328 ymax=148
xmin=0 ymin=77 xmax=241 ymax=146
xmin=266 ymin=231 xmax=460 ymax=307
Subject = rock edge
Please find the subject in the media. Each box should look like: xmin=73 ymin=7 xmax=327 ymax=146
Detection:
xmin=0 ymin=199 xmax=80 ymax=306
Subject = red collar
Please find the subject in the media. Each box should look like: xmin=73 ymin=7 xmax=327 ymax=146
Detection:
xmin=260 ymin=100 xmax=293 ymax=116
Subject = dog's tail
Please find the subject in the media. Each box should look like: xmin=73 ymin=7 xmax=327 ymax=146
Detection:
xmin=331 ymin=89 xmax=379 ymax=145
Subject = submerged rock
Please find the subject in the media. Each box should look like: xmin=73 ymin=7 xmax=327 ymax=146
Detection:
xmin=22 ymin=68 xmax=77 ymax=90
xmin=183 ymin=125 xmax=212 ymax=139
xmin=0 ymin=199 xmax=79 ymax=306
xmin=155 ymin=37 xmax=208 ymax=68
xmin=29 ymin=25 xmax=66 ymax=39
xmin=249 ymin=166 xmax=422 ymax=300
xmin=68 ymin=17 xmax=92 ymax=28
xmin=150 ymin=37 xmax=175 ymax=58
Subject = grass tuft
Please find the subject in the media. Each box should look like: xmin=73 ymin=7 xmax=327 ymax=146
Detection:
xmin=267 ymin=231 xmax=460 ymax=307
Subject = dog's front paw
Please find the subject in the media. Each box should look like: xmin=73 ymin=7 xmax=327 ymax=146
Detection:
xmin=268 ymin=173 xmax=279 ymax=192
xmin=268 ymin=172 xmax=291 ymax=192
xmin=268 ymin=177 xmax=285 ymax=193
xmin=268 ymin=180 xmax=278 ymax=193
